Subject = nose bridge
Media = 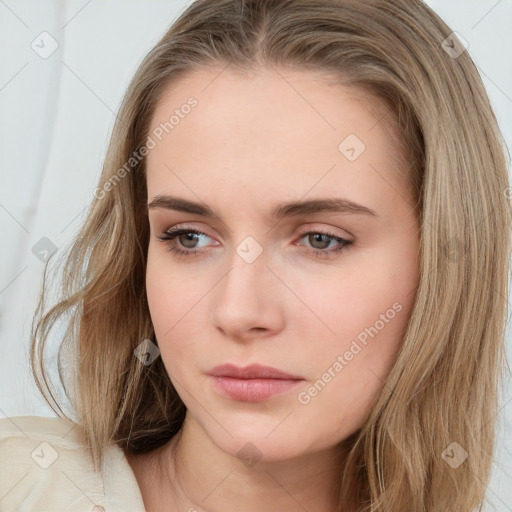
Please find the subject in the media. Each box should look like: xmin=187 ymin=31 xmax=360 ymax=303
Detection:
xmin=220 ymin=238 xmax=269 ymax=303
xmin=212 ymin=235 xmax=283 ymax=336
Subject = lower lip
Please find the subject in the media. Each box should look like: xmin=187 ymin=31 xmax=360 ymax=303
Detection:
xmin=211 ymin=376 xmax=303 ymax=402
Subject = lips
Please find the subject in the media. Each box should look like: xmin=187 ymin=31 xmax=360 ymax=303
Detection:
xmin=207 ymin=364 xmax=304 ymax=402
xmin=208 ymin=364 xmax=303 ymax=380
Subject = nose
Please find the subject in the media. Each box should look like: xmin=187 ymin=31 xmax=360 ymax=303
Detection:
xmin=211 ymin=251 xmax=285 ymax=341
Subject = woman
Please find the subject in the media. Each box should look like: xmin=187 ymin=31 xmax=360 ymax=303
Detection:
xmin=1 ymin=0 xmax=510 ymax=511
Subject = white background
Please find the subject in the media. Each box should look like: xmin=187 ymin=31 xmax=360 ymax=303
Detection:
xmin=0 ymin=1 xmax=511 ymax=509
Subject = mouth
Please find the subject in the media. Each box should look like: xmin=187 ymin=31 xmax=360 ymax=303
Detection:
xmin=207 ymin=364 xmax=305 ymax=402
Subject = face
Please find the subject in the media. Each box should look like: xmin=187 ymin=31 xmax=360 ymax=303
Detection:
xmin=145 ymin=65 xmax=420 ymax=462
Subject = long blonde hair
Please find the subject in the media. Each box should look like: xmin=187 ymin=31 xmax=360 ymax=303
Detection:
xmin=30 ymin=1 xmax=511 ymax=510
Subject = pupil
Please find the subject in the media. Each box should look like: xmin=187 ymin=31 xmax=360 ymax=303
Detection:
xmin=311 ymin=234 xmax=329 ymax=249
xmin=181 ymin=233 xmax=198 ymax=248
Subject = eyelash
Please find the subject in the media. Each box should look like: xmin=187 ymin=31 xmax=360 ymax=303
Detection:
xmin=158 ymin=225 xmax=352 ymax=260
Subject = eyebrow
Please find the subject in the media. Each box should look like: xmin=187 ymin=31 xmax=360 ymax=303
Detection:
xmin=148 ymin=195 xmax=378 ymax=218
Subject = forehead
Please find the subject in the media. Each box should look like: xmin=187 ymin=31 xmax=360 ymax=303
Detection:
xmin=145 ymin=66 xmax=411 ymax=216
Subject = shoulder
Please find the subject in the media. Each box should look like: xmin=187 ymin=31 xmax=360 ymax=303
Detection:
xmin=0 ymin=415 xmax=146 ymax=512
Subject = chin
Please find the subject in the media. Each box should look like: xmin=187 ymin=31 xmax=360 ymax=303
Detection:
xmin=195 ymin=411 xmax=335 ymax=464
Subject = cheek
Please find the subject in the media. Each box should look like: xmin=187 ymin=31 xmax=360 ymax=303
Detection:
xmin=146 ymin=247 xmax=206 ymax=333
xmin=300 ymin=264 xmax=416 ymax=344
xmin=146 ymin=252 xmax=174 ymax=333
xmin=295 ymin=273 xmax=415 ymax=442
xmin=302 ymin=246 xmax=419 ymax=378
xmin=145 ymin=248 xmax=213 ymax=374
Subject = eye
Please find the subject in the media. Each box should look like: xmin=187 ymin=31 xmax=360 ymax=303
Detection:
xmin=157 ymin=225 xmax=352 ymax=260
xmin=296 ymin=229 xmax=352 ymax=259
xmin=158 ymin=226 xmax=215 ymax=258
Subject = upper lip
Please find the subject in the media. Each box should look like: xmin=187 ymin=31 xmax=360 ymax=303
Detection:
xmin=208 ymin=364 xmax=304 ymax=380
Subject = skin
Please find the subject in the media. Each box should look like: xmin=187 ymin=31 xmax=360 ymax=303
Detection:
xmin=125 ymin=65 xmax=421 ymax=512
